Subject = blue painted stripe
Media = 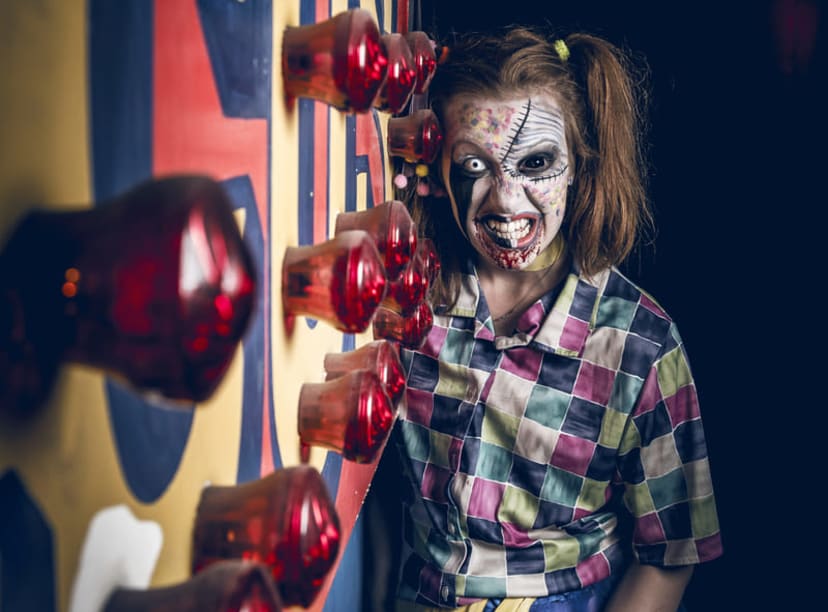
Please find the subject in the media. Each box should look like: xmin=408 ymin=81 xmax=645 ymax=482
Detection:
xmin=0 ymin=471 xmax=56 ymax=612
xmin=224 ymin=176 xmax=282 ymax=482
xmin=90 ymin=0 xmax=196 ymax=504
xmin=89 ymin=0 xmax=153 ymax=201
xmin=196 ymin=0 xmax=272 ymax=119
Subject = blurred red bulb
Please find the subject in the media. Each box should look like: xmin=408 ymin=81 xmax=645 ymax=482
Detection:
xmin=373 ymin=33 xmax=417 ymax=114
xmin=282 ymin=9 xmax=388 ymax=112
xmin=381 ymin=246 xmax=428 ymax=316
xmin=417 ymin=237 xmax=441 ymax=286
xmin=0 ymin=175 xmax=256 ymax=413
xmin=104 ymin=560 xmax=282 ymax=612
xmin=372 ymin=301 xmax=433 ymax=349
xmin=298 ymin=369 xmax=395 ymax=464
xmin=404 ymin=31 xmax=437 ymax=94
xmin=387 ymin=109 xmax=443 ymax=164
xmin=282 ymin=230 xmax=387 ymax=333
xmin=333 ymin=201 xmax=416 ymax=282
xmin=192 ymin=466 xmax=340 ymax=609
xmin=323 ymin=339 xmax=406 ymax=405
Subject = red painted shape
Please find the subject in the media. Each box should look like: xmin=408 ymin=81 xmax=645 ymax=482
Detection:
xmin=313 ymin=0 xmax=331 ymax=244
xmin=313 ymin=102 xmax=330 ymax=243
xmin=397 ymin=0 xmax=410 ymax=34
xmin=356 ymin=112 xmax=387 ymax=207
xmin=152 ymin=0 xmax=273 ymax=474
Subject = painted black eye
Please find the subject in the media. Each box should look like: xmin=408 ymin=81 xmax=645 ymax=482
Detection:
xmin=461 ymin=157 xmax=487 ymax=175
xmin=519 ymin=155 xmax=553 ymax=174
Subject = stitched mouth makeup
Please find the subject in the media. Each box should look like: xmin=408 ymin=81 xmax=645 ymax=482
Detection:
xmin=474 ymin=212 xmax=545 ymax=267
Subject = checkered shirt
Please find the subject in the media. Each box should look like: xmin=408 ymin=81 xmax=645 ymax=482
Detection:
xmin=394 ymin=263 xmax=723 ymax=607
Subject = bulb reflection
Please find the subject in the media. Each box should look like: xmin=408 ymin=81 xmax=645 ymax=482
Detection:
xmin=372 ymin=301 xmax=433 ymax=349
xmin=387 ymin=109 xmax=443 ymax=164
xmin=282 ymin=9 xmax=388 ymax=112
xmin=323 ymin=339 xmax=406 ymax=405
xmin=374 ymin=33 xmax=417 ymax=114
xmin=104 ymin=560 xmax=282 ymax=612
xmin=333 ymin=201 xmax=416 ymax=282
xmin=0 ymin=174 xmax=256 ymax=413
xmin=192 ymin=466 xmax=340 ymax=608
xmin=282 ymin=230 xmax=387 ymax=333
xmin=299 ymin=368 xmax=395 ymax=464
xmin=404 ymin=31 xmax=437 ymax=94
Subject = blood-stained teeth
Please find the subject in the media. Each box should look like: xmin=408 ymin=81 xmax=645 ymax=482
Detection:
xmin=484 ymin=217 xmax=532 ymax=241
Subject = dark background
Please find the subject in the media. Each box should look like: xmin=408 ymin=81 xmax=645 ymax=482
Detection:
xmin=412 ymin=1 xmax=825 ymax=609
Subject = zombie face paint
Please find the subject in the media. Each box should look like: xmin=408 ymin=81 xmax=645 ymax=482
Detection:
xmin=440 ymin=95 xmax=570 ymax=270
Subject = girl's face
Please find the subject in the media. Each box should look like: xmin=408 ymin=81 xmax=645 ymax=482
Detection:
xmin=440 ymin=94 xmax=571 ymax=270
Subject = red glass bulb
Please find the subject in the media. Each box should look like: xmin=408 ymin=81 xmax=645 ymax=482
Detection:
xmin=191 ymin=465 xmax=341 ymax=609
xmin=372 ymin=301 xmax=434 ymax=349
xmin=417 ymin=237 xmax=441 ymax=286
xmin=298 ymin=369 xmax=395 ymax=464
xmin=104 ymin=560 xmax=282 ymax=612
xmin=387 ymin=109 xmax=443 ymax=164
xmin=282 ymin=9 xmax=388 ymax=113
xmin=333 ymin=200 xmax=416 ymax=282
xmin=282 ymin=230 xmax=387 ymax=333
xmin=381 ymin=246 xmax=428 ymax=316
xmin=323 ymin=339 xmax=406 ymax=405
xmin=0 ymin=175 xmax=256 ymax=413
xmin=373 ymin=33 xmax=417 ymax=114
xmin=404 ymin=31 xmax=437 ymax=94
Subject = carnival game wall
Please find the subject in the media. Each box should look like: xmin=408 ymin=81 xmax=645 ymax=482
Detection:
xmin=0 ymin=1 xmax=408 ymax=610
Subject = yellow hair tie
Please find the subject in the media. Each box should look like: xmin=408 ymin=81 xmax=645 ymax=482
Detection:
xmin=554 ymin=39 xmax=570 ymax=62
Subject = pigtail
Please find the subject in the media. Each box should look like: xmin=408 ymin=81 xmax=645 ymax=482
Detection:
xmin=563 ymin=33 xmax=652 ymax=277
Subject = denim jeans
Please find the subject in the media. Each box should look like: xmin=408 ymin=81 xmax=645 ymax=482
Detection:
xmin=477 ymin=571 xmax=688 ymax=612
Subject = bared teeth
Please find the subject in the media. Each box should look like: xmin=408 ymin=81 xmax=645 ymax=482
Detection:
xmin=484 ymin=217 xmax=532 ymax=242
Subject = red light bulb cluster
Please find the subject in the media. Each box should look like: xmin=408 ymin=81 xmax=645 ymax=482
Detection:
xmin=191 ymin=465 xmax=341 ymax=609
xmin=387 ymin=109 xmax=443 ymax=164
xmin=374 ymin=33 xmax=417 ymax=114
xmin=372 ymin=300 xmax=434 ymax=349
xmin=282 ymin=9 xmax=388 ymax=113
xmin=282 ymin=230 xmax=387 ymax=333
xmin=417 ymin=236 xmax=441 ymax=287
xmin=104 ymin=560 xmax=282 ymax=612
xmin=323 ymin=339 xmax=406 ymax=405
xmin=381 ymin=245 xmax=429 ymax=316
xmin=333 ymin=200 xmax=416 ymax=282
xmin=298 ymin=368 xmax=395 ymax=464
xmin=0 ymin=175 xmax=256 ymax=413
xmin=404 ymin=31 xmax=437 ymax=94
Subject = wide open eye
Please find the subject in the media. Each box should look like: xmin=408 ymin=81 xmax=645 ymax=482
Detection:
xmin=461 ymin=156 xmax=488 ymax=177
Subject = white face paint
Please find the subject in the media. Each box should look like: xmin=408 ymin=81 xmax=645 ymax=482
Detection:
xmin=440 ymin=94 xmax=571 ymax=270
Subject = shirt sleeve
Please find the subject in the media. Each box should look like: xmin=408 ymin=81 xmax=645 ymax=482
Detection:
xmin=616 ymin=322 xmax=723 ymax=566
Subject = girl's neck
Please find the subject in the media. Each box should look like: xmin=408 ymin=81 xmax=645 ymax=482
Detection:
xmin=477 ymin=249 xmax=570 ymax=335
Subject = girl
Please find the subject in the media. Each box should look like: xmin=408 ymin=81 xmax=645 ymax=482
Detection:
xmin=382 ymin=26 xmax=723 ymax=611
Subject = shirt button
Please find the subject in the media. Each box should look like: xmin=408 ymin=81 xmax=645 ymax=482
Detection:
xmin=448 ymin=523 xmax=456 ymax=535
xmin=441 ymin=585 xmax=450 ymax=601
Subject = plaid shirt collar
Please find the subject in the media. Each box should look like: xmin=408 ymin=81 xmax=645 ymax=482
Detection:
xmin=438 ymin=259 xmax=612 ymax=358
